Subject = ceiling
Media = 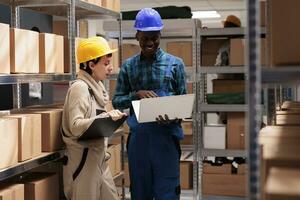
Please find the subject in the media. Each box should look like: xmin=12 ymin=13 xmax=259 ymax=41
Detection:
xmin=120 ymin=0 xmax=247 ymax=27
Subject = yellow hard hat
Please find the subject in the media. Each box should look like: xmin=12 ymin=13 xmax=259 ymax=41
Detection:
xmin=77 ymin=36 xmax=117 ymax=64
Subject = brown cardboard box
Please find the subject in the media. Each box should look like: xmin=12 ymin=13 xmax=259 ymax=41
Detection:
xmin=238 ymin=164 xmax=247 ymax=174
xmin=102 ymin=0 xmax=114 ymax=10
xmin=108 ymin=39 xmax=119 ymax=74
xmin=10 ymin=28 xmax=39 ymax=73
xmin=122 ymin=43 xmax=140 ymax=62
xmin=22 ymin=173 xmax=59 ymax=200
xmin=203 ymin=163 xmax=231 ymax=174
xmin=201 ymin=39 xmax=227 ymax=66
xmin=0 ymin=23 xmax=10 ymax=74
xmin=107 ymin=144 xmax=121 ymax=176
xmin=34 ymin=109 xmax=63 ymax=152
xmin=39 ymin=33 xmax=64 ymax=73
xmin=202 ymin=174 xmax=246 ymax=196
xmin=230 ymin=38 xmax=266 ymax=66
xmin=0 ymin=188 xmax=12 ymax=200
xmin=113 ymin=0 xmax=120 ymax=12
xmin=109 ymin=80 xmax=117 ymax=99
xmin=5 ymin=114 xmax=34 ymax=162
xmin=281 ymin=101 xmax=300 ymax=109
xmin=260 ymin=1 xmax=266 ymax=27
xmin=167 ymin=42 xmax=192 ymax=66
xmin=227 ymin=112 xmax=245 ymax=149
xmin=276 ymin=111 xmax=300 ymax=125
xmin=182 ymin=121 xmax=192 ymax=136
xmin=212 ymin=79 xmax=245 ymax=94
xmin=266 ymin=168 xmax=300 ymax=200
xmin=187 ymin=83 xmax=193 ymax=94
xmin=180 ymin=135 xmax=193 ymax=145
xmin=28 ymin=114 xmax=42 ymax=158
xmin=268 ymin=0 xmax=300 ymax=66
xmin=0 ymin=118 xmax=18 ymax=169
xmin=180 ymin=161 xmax=193 ymax=189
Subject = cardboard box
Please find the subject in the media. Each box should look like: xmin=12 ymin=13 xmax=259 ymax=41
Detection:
xmin=203 ymin=125 xmax=226 ymax=149
xmin=32 ymin=109 xmax=63 ymax=152
xmin=166 ymin=42 xmax=192 ymax=66
xmin=10 ymin=28 xmax=39 ymax=73
xmin=113 ymin=0 xmax=120 ymax=12
xmin=260 ymin=1 xmax=266 ymax=27
xmin=180 ymin=135 xmax=193 ymax=145
xmin=187 ymin=83 xmax=193 ymax=94
xmin=0 ymin=23 xmax=10 ymax=74
xmin=22 ymin=173 xmax=59 ymax=200
xmin=212 ymin=79 xmax=245 ymax=94
xmin=122 ymin=43 xmax=140 ymax=62
xmin=201 ymin=38 xmax=227 ymax=66
xmin=0 ymin=119 xmax=18 ymax=169
xmin=102 ymin=0 xmax=114 ymax=10
xmin=39 ymin=33 xmax=64 ymax=73
xmin=276 ymin=111 xmax=300 ymax=125
xmin=180 ymin=161 xmax=193 ymax=189
xmin=182 ymin=121 xmax=193 ymax=136
xmin=203 ymin=163 xmax=231 ymax=174
xmin=238 ymin=164 xmax=247 ymax=174
xmin=266 ymin=168 xmax=300 ymax=200
xmin=107 ymin=144 xmax=121 ymax=176
xmin=227 ymin=112 xmax=245 ymax=149
xmin=0 ymin=188 xmax=12 ymax=200
xmin=28 ymin=114 xmax=42 ymax=158
xmin=108 ymin=39 xmax=119 ymax=74
xmin=268 ymin=0 xmax=300 ymax=66
xmin=202 ymin=174 xmax=246 ymax=196
xmin=10 ymin=184 xmax=24 ymax=200
xmin=230 ymin=38 xmax=266 ymax=66
xmin=4 ymin=115 xmax=35 ymax=162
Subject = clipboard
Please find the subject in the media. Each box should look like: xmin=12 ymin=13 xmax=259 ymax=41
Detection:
xmin=78 ymin=110 xmax=127 ymax=141
xmin=132 ymin=94 xmax=195 ymax=123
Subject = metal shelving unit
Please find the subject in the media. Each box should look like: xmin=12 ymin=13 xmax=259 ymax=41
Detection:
xmin=200 ymin=104 xmax=247 ymax=112
xmin=202 ymin=149 xmax=246 ymax=157
xmin=203 ymin=195 xmax=245 ymax=200
xmin=0 ymin=151 xmax=64 ymax=182
xmin=0 ymin=0 xmax=125 ymax=198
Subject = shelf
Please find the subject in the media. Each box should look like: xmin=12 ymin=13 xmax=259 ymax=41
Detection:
xmin=0 ymin=0 xmax=120 ymax=19
xmin=262 ymin=67 xmax=300 ymax=84
xmin=113 ymin=171 xmax=124 ymax=183
xmin=200 ymin=66 xmax=245 ymax=74
xmin=0 ymin=73 xmax=74 ymax=84
xmin=202 ymin=195 xmax=245 ymax=200
xmin=0 ymin=151 xmax=64 ymax=181
xmin=202 ymin=149 xmax=246 ymax=157
xmin=200 ymin=104 xmax=247 ymax=112
xmin=199 ymin=27 xmax=265 ymax=37
xmin=108 ymin=67 xmax=196 ymax=83
xmin=104 ymin=19 xmax=201 ymax=39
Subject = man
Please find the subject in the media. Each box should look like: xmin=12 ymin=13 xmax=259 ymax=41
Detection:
xmin=112 ymin=8 xmax=187 ymax=200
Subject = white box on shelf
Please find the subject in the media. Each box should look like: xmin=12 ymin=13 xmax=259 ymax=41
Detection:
xmin=203 ymin=125 xmax=226 ymax=149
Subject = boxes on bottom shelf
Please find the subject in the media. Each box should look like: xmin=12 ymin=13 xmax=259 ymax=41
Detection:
xmin=203 ymin=163 xmax=231 ymax=174
xmin=0 ymin=184 xmax=24 ymax=200
xmin=180 ymin=161 xmax=193 ymax=189
xmin=227 ymin=112 xmax=245 ymax=149
xmin=22 ymin=173 xmax=59 ymax=200
xmin=0 ymin=118 xmax=18 ymax=170
xmin=276 ymin=110 xmax=300 ymax=125
xmin=202 ymin=173 xmax=246 ymax=197
xmin=203 ymin=125 xmax=226 ymax=149
xmin=0 ymin=23 xmax=10 ymax=74
xmin=107 ymin=144 xmax=121 ymax=176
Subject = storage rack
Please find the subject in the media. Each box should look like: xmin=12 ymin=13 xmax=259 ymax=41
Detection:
xmin=103 ymin=18 xmax=201 ymax=199
xmin=0 ymin=0 xmax=125 ymax=198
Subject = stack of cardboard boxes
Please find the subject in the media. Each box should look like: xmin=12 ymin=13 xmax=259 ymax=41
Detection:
xmin=82 ymin=0 xmax=120 ymax=12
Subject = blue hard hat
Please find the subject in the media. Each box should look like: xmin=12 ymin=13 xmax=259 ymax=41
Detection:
xmin=134 ymin=8 xmax=163 ymax=31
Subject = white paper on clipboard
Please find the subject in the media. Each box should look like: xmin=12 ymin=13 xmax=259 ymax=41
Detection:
xmin=131 ymin=94 xmax=195 ymax=123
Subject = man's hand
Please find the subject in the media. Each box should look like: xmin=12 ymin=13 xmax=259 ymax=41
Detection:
xmin=136 ymin=90 xmax=158 ymax=99
xmin=156 ymin=114 xmax=182 ymax=125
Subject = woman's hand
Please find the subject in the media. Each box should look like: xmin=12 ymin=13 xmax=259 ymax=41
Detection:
xmin=107 ymin=109 xmax=127 ymax=121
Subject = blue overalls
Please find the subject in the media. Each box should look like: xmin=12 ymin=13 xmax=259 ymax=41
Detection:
xmin=126 ymin=57 xmax=184 ymax=200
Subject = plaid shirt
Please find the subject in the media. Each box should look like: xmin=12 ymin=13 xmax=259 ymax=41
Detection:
xmin=112 ymin=48 xmax=187 ymax=109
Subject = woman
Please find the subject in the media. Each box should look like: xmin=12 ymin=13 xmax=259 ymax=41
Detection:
xmin=61 ymin=36 xmax=125 ymax=200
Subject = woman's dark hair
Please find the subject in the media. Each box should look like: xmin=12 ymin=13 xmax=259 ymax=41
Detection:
xmin=79 ymin=53 xmax=112 ymax=75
